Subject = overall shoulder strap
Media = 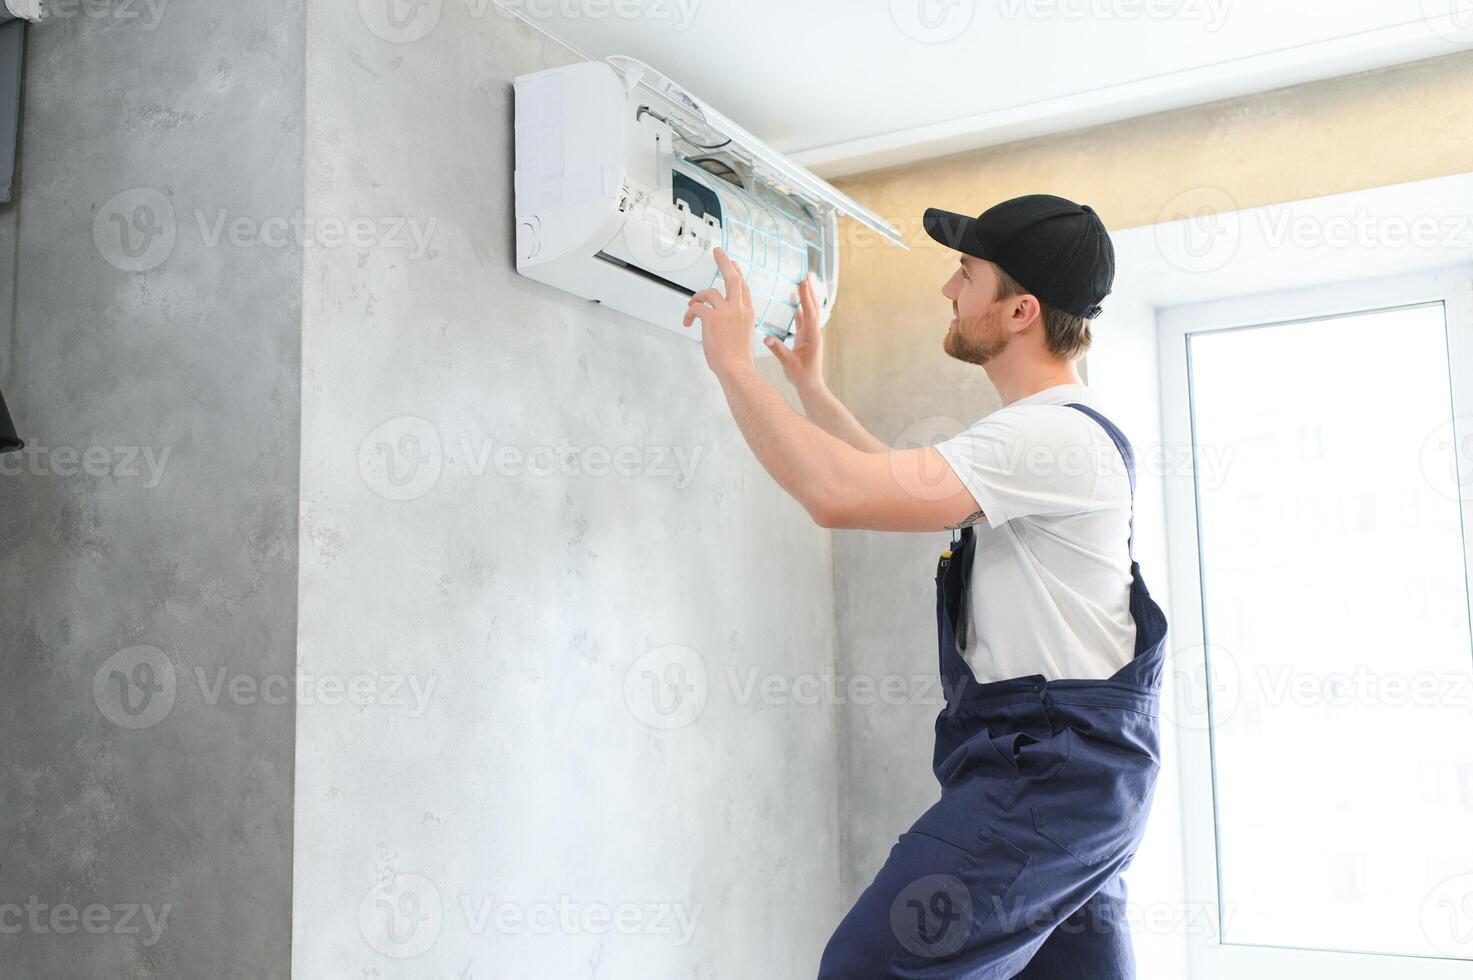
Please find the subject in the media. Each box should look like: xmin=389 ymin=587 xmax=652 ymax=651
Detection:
xmin=1063 ymin=402 xmax=1137 ymax=557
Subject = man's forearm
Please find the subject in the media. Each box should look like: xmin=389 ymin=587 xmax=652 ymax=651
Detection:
xmin=794 ymin=381 xmax=890 ymax=454
xmin=714 ymin=364 xmax=857 ymax=524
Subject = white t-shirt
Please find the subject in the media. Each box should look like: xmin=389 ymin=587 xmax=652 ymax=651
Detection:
xmin=934 ymin=383 xmax=1137 ymax=683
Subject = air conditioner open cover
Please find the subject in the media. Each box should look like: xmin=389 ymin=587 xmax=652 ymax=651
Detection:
xmin=514 ymin=57 xmax=907 ymax=352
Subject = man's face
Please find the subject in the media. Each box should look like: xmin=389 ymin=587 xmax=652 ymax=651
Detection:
xmin=940 ymin=256 xmax=1010 ymax=365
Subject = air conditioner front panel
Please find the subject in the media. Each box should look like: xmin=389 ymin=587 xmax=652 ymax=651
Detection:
xmin=600 ymin=159 xmax=831 ymax=341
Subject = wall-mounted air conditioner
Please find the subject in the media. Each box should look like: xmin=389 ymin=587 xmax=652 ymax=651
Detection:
xmin=513 ymin=57 xmax=908 ymax=353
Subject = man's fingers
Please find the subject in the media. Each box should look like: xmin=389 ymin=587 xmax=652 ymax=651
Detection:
xmin=713 ymin=247 xmax=747 ymax=301
xmin=712 ymin=246 xmax=737 ymax=283
xmin=796 ymin=275 xmax=819 ymax=335
xmin=764 ymin=335 xmax=795 ymax=366
xmin=711 ymin=247 xmax=735 ymax=298
xmin=684 ymin=291 xmax=718 ymax=328
xmin=736 ymin=257 xmax=752 ymax=308
xmin=713 ymin=247 xmax=762 ymax=337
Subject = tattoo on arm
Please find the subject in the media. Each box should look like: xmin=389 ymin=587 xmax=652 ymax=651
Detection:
xmin=946 ymin=510 xmax=984 ymax=530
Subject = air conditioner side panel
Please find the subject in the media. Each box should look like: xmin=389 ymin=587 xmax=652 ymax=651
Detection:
xmin=514 ymin=62 xmax=625 ymax=277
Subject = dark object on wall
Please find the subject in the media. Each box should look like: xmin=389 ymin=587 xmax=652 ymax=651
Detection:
xmin=0 ymin=385 xmax=21 ymax=453
xmin=0 ymin=14 xmax=28 ymax=202
xmin=0 ymin=21 xmax=22 ymax=202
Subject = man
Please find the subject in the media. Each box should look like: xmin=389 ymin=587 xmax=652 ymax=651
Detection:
xmin=683 ymin=194 xmax=1169 ymax=978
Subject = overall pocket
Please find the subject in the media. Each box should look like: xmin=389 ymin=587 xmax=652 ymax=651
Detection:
xmin=885 ymin=796 xmax=1033 ymax=963
xmin=1027 ymin=728 xmax=1160 ymax=867
xmin=934 ymin=720 xmax=1033 ymax=802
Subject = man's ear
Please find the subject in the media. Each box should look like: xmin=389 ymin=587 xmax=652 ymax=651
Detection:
xmin=1007 ymin=293 xmax=1044 ymax=332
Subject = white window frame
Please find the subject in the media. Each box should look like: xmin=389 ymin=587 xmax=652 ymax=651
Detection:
xmin=1158 ymin=264 xmax=1473 ymax=980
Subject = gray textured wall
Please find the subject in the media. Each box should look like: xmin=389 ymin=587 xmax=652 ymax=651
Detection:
xmin=292 ymin=5 xmax=842 ymax=978
xmin=0 ymin=3 xmax=303 ymax=978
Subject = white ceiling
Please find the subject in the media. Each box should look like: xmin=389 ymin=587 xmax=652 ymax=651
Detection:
xmin=500 ymin=0 xmax=1473 ymax=177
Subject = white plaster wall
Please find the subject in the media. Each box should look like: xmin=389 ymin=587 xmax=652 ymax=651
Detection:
xmin=292 ymin=6 xmax=841 ymax=977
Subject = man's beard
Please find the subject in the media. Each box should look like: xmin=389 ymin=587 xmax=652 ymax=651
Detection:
xmin=944 ymin=310 xmax=1008 ymax=365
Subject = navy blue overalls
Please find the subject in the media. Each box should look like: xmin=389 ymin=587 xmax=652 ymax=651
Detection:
xmin=818 ymin=404 xmax=1169 ymax=979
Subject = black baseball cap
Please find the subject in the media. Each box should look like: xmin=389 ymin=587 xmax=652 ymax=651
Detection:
xmin=923 ymin=194 xmax=1114 ymax=319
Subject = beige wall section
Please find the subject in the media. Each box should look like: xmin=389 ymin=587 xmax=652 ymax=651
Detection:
xmin=836 ymin=48 xmax=1473 ymax=240
xmin=821 ymin=47 xmax=1473 ymax=911
xmin=827 ymin=49 xmax=1473 ymax=428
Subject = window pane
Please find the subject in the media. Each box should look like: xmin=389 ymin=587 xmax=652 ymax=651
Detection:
xmin=1188 ymin=302 xmax=1473 ymax=959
